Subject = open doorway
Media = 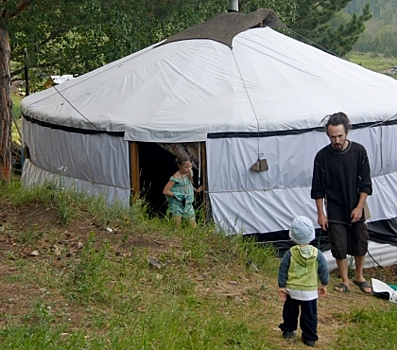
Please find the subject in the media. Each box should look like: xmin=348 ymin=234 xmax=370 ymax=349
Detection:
xmin=137 ymin=142 xmax=204 ymax=217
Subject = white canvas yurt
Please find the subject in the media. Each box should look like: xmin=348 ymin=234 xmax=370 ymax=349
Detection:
xmin=21 ymin=9 xmax=397 ymax=265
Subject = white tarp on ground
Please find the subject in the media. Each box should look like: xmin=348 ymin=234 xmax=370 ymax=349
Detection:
xmin=22 ymin=27 xmax=397 ymax=143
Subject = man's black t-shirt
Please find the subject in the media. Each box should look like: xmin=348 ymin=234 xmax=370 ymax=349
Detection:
xmin=311 ymin=141 xmax=372 ymax=224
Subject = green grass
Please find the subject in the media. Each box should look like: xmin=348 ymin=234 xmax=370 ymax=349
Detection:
xmin=0 ymin=182 xmax=282 ymax=349
xmin=336 ymin=307 xmax=397 ymax=349
xmin=1 ymin=182 xmax=396 ymax=349
xmin=11 ymin=93 xmax=23 ymax=143
xmin=345 ymin=51 xmax=397 ymax=74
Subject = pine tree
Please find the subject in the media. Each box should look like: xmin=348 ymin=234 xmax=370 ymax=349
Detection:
xmin=287 ymin=0 xmax=372 ymax=56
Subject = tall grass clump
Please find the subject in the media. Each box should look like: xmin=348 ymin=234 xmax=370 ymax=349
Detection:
xmin=231 ymin=235 xmax=279 ymax=278
xmin=2 ymin=180 xmax=151 ymax=232
xmin=3 ymin=182 xmax=54 ymax=205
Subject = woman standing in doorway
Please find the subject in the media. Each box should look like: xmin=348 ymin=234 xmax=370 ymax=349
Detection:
xmin=163 ymin=155 xmax=202 ymax=227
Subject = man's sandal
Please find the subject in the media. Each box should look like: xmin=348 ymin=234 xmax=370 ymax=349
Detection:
xmin=334 ymin=283 xmax=350 ymax=293
xmin=353 ymin=280 xmax=373 ymax=294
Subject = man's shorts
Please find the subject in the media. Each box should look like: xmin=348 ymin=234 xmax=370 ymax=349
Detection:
xmin=328 ymin=221 xmax=369 ymax=260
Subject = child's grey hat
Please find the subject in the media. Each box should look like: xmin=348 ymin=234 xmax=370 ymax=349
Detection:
xmin=289 ymin=216 xmax=315 ymax=244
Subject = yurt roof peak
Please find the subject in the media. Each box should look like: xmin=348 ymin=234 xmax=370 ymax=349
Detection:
xmin=159 ymin=8 xmax=285 ymax=48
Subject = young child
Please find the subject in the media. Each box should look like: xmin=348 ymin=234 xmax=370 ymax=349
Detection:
xmin=163 ymin=155 xmax=202 ymax=227
xmin=278 ymin=216 xmax=329 ymax=347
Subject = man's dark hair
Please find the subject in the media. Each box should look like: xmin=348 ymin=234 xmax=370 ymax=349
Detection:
xmin=324 ymin=112 xmax=351 ymax=134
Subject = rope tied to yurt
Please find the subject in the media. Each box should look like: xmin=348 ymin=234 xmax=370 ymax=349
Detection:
xmin=231 ymin=49 xmax=269 ymax=173
xmin=53 ymin=85 xmax=101 ymax=131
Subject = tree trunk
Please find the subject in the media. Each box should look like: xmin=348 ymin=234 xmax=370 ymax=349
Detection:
xmin=0 ymin=27 xmax=12 ymax=182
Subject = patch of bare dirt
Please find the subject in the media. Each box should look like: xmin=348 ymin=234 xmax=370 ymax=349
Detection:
xmin=0 ymin=200 xmax=171 ymax=259
xmin=0 ymin=198 xmax=179 ymax=329
xmin=365 ymin=264 xmax=397 ymax=285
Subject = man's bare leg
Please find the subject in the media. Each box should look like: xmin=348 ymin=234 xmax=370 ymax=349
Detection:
xmin=335 ymin=258 xmax=350 ymax=291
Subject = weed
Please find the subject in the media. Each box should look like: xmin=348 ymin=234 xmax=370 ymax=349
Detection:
xmin=17 ymin=227 xmax=43 ymax=244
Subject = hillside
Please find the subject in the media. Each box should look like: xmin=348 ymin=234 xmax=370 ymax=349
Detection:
xmin=1 ymin=182 xmax=396 ymax=349
xmin=348 ymin=0 xmax=397 ymax=56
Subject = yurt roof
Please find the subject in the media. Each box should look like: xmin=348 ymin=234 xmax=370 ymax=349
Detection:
xmin=21 ymin=9 xmax=397 ymax=143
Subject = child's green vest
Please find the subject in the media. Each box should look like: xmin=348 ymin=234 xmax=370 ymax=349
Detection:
xmin=286 ymin=245 xmax=319 ymax=291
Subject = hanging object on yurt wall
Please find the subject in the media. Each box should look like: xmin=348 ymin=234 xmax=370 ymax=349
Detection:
xmin=250 ymin=153 xmax=268 ymax=172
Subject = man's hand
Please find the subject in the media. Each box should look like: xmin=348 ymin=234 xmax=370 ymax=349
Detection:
xmin=351 ymin=207 xmax=363 ymax=223
xmin=351 ymin=193 xmax=368 ymax=223
xmin=317 ymin=213 xmax=328 ymax=231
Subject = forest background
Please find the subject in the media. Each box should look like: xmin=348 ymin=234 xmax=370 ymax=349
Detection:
xmin=349 ymin=0 xmax=397 ymax=57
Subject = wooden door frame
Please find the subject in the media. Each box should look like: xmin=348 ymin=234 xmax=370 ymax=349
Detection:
xmin=199 ymin=142 xmax=209 ymax=219
xmin=129 ymin=142 xmax=140 ymax=199
xmin=129 ymin=141 xmax=209 ymax=217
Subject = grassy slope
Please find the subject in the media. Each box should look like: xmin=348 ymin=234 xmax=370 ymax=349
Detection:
xmin=0 ymin=183 xmax=396 ymax=350
xmin=345 ymin=52 xmax=397 ymax=73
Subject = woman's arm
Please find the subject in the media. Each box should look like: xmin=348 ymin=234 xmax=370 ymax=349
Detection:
xmin=163 ymin=180 xmax=176 ymax=197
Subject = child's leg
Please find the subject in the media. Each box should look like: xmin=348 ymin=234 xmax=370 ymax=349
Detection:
xmin=174 ymin=216 xmax=182 ymax=227
xmin=299 ymin=299 xmax=318 ymax=342
xmin=279 ymin=295 xmax=299 ymax=333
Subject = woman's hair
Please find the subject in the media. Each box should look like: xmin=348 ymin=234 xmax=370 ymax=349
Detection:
xmin=324 ymin=112 xmax=351 ymax=134
xmin=175 ymin=155 xmax=194 ymax=184
xmin=175 ymin=155 xmax=191 ymax=165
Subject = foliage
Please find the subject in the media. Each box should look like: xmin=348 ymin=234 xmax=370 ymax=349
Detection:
xmin=286 ymin=0 xmax=371 ymax=57
xmin=348 ymin=0 xmax=397 ymax=22
xmin=372 ymin=25 xmax=397 ymax=57
xmin=2 ymin=0 xmax=297 ymax=91
xmin=4 ymin=0 xmax=158 ymax=89
xmin=349 ymin=0 xmax=397 ymax=57
xmin=3 ymin=0 xmax=368 ymax=90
